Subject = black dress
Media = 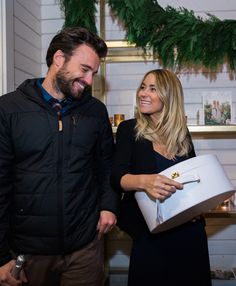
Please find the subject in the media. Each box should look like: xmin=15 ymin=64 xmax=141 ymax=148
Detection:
xmin=111 ymin=119 xmax=212 ymax=286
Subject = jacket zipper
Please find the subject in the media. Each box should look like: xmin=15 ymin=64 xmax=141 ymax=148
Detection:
xmin=54 ymin=105 xmax=65 ymax=252
xmin=56 ymin=110 xmax=64 ymax=251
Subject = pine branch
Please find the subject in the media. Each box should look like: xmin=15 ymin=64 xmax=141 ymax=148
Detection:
xmin=59 ymin=0 xmax=97 ymax=33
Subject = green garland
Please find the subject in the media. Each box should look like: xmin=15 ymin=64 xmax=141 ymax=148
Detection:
xmin=59 ymin=0 xmax=97 ymax=34
xmin=59 ymin=0 xmax=236 ymax=71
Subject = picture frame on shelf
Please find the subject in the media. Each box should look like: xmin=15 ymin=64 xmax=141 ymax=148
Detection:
xmin=202 ymin=92 xmax=232 ymax=125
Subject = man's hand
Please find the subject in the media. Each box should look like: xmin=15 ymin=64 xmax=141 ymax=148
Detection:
xmin=96 ymin=210 xmax=117 ymax=239
xmin=0 ymin=260 xmax=27 ymax=286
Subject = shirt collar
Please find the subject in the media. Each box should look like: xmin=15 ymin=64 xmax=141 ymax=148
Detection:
xmin=36 ymin=78 xmax=74 ymax=113
xmin=37 ymin=78 xmax=53 ymax=102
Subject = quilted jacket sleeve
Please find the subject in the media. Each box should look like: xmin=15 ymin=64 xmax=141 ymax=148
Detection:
xmin=0 ymin=106 xmax=14 ymax=266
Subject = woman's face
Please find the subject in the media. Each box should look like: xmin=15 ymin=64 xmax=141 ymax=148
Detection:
xmin=137 ymin=73 xmax=164 ymax=122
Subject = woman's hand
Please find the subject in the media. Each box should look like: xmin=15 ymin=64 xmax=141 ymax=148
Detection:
xmin=142 ymin=174 xmax=183 ymax=201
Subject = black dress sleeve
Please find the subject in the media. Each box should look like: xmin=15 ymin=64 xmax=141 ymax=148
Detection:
xmin=110 ymin=119 xmax=150 ymax=238
xmin=110 ymin=119 xmax=135 ymax=191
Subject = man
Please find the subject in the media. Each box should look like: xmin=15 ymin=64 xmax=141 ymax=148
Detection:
xmin=0 ymin=26 xmax=118 ymax=286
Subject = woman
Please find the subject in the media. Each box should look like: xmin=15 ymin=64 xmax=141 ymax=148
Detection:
xmin=111 ymin=69 xmax=212 ymax=286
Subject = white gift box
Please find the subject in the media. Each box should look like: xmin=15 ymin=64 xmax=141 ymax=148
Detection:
xmin=135 ymin=154 xmax=235 ymax=233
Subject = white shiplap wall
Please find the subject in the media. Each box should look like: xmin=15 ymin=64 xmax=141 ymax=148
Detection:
xmin=0 ymin=0 xmax=14 ymax=94
xmin=6 ymin=0 xmax=236 ymax=283
xmin=41 ymin=0 xmax=64 ymax=76
xmin=13 ymin=0 xmax=42 ymax=88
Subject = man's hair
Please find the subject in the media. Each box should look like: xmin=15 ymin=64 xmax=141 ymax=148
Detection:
xmin=46 ymin=26 xmax=108 ymax=67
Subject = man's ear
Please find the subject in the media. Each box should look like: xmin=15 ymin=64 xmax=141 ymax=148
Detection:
xmin=53 ymin=50 xmax=65 ymax=68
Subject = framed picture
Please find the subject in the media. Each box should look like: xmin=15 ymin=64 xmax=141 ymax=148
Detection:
xmin=202 ymin=92 xmax=232 ymax=125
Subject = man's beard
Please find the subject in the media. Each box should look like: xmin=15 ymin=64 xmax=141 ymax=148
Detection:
xmin=54 ymin=69 xmax=84 ymax=99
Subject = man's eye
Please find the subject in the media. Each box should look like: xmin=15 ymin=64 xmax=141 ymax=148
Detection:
xmin=81 ymin=67 xmax=89 ymax=73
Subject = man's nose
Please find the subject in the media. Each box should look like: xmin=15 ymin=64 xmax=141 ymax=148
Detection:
xmin=85 ymin=73 xmax=93 ymax=86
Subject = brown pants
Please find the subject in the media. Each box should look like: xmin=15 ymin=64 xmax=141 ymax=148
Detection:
xmin=23 ymin=235 xmax=104 ymax=286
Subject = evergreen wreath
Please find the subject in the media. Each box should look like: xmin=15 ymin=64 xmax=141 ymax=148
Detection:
xmin=59 ymin=0 xmax=236 ymax=71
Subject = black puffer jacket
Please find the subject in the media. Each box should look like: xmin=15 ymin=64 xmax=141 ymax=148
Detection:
xmin=0 ymin=79 xmax=119 ymax=266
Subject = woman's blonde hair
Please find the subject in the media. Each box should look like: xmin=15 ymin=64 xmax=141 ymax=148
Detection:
xmin=135 ymin=69 xmax=192 ymax=158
